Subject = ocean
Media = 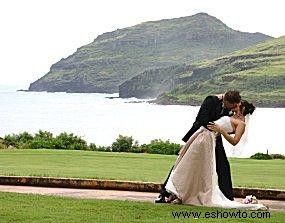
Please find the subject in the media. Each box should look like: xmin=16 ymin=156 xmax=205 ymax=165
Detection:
xmin=0 ymin=90 xmax=284 ymax=157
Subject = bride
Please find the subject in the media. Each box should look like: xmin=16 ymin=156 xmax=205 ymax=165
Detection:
xmin=165 ymin=100 xmax=267 ymax=210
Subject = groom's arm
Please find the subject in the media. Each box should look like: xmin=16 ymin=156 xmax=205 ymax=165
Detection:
xmin=182 ymin=96 xmax=215 ymax=142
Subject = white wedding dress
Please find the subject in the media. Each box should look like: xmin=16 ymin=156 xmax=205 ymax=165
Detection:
xmin=165 ymin=116 xmax=267 ymax=210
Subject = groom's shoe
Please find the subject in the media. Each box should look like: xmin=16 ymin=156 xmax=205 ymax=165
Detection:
xmin=155 ymin=195 xmax=166 ymax=203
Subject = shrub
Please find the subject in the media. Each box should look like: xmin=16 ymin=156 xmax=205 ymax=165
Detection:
xmin=111 ymin=135 xmax=137 ymax=152
xmin=3 ymin=134 xmax=20 ymax=147
xmin=2 ymin=131 xmax=91 ymax=151
xmin=29 ymin=130 xmax=55 ymax=149
xmin=18 ymin=132 xmax=34 ymax=143
xmin=270 ymin=154 xmax=285 ymax=159
xmin=0 ymin=138 xmax=6 ymax=149
xmin=91 ymin=144 xmax=112 ymax=152
xmin=34 ymin=130 xmax=53 ymax=140
xmin=129 ymin=146 xmax=144 ymax=153
xmin=53 ymin=132 xmax=88 ymax=150
xmin=250 ymin=153 xmax=273 ymax=160
xmin=89 ymin=143 xmax=97 ymax=151
xmin=138 ymin=139 xmax=181 ymax=155
xmin=16 ymin=132 xmax=35 ymax=149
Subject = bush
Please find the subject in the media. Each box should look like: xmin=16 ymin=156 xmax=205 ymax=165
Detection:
xmin=90 ymin=144 xmax=112 ymax=152
xmin=29 ymin=131 xmax=55 ymax=150
xmin=1 ymin=131 xmax=184 ymax=155
xmin=138 ymin=139 xmax=181 ymax=155
xmin=89 ymin=143 xmax=97 ymax=151
xmin=2 ymin=131 xmax=90 ymax=150
xmin=17 ymin=132 xmax=35 ymax=149
xmin=34 ymin=130 xmax=53 ymax=140
xmin=54 ymin=133 xmax=88 ymax=150
xmin=111 ymin=135 xmax=137 ymax=152
xmin=129 ymin=146 xmax=144 ymax=153
xmin=270 ymin=154 xmax=285 ymax=159
xmin=3 ymin=134 xmax=19 ymax=147
xmin=0 ymin=138 xmax=6 ymax=149
xmin=18 ymin=132 xmax=34 ymax=142
xmin=250 ymin=152 xmax=285 ymax=160
xmin=250 ymin=153 xmax=273 ymax=160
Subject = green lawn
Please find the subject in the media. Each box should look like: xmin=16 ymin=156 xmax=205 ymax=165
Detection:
xmin=0 ymin=192 xmax=283 ymax=223
xmin=0 ymin=149 xmax=284 ymax=189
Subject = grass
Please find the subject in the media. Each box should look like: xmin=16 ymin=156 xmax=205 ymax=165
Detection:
xmin=0 ymin=192 xmax=284 ymax=223
xmin=0 ymin=149 xmax=284 ymax=189
xmin=0 ymin=149 xmax=173 ymax=182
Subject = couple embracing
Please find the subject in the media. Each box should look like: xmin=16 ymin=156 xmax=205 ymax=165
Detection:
xmin=155 ymin=90 xmax=267 ymax=210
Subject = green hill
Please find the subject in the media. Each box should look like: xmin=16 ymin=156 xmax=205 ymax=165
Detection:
xmin=154 ymin=36 xmax=285 ymax=107
xmin=28 ymin=13 xmax=271 ymax=93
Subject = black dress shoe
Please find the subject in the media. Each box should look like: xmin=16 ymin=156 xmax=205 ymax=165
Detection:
xmin=155 ymin=195 xmax=166 ymax=203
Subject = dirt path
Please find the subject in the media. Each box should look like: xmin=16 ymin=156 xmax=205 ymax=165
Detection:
xmin=0 ymin=185 xmax=284 ymax=212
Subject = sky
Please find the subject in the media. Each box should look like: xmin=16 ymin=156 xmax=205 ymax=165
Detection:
xmin=0 ymin=0 xmax=284 ymax=89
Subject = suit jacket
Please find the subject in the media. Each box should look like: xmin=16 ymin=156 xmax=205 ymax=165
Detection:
xmin=182 ymin=95 xmax=230 ymax=143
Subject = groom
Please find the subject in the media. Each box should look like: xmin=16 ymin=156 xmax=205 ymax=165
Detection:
xmin=155 ymin=90 xmax=241 ymax=203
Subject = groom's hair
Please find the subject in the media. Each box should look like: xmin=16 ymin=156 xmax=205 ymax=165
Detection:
xmin=224 ymin=90 xmax=241 ymax=104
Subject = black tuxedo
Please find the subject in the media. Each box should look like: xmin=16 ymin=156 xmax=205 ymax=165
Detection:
xmin=182 ymin=95 xmax=229 ymax=142
xmin=159 ymin=95 xmax=234 ymax=201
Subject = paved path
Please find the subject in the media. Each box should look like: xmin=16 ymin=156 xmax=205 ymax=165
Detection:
xmin=0 ymin=185 xmax=284 ymax=212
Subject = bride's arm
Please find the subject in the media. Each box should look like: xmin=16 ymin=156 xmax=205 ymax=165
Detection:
xmin=207 ymin=121 xmax=245 ymax=146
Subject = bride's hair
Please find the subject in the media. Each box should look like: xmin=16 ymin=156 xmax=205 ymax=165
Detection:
xmin=231 ymin=100 xmax=254 ymax=157
xmin=240 ymin=100 xmax=255 ymax=116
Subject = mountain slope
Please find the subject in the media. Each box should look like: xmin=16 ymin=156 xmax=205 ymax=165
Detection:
xmin=28 ymin=13 xmax=271 ymax=93
xmin=154 ymin=36 xmax=285 ymax=107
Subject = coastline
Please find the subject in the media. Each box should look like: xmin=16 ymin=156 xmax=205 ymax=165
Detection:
xmin=16 ymin=89 xmax=285 ymax=108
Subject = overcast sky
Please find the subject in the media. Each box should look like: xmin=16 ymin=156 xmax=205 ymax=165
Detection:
xmin=0 ymin=0 xmax=284 ymax=88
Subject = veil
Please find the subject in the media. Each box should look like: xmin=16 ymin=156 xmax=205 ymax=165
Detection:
xmin=230 ymin=114 xmax=250 ymax=157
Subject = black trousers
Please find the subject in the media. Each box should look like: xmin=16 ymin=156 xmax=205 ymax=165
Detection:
xmin=159 ymin=136 xmax=234 ymax=201
xmin=215 ymin=136 xmax=234 ymax=201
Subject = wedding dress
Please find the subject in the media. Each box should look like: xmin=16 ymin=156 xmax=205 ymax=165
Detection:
xmin=165 ymin=116 xmax=267 ymax=210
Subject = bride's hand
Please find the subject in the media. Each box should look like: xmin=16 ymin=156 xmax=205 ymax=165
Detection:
xmin=207 ymin=122 xmax=222 ymax=133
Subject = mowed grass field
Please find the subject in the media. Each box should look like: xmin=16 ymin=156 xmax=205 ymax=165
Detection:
xmin=0 ymin=192 xmax=283 ymax=223
xmin=0 ymin=149 xmax=284 ymax=189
